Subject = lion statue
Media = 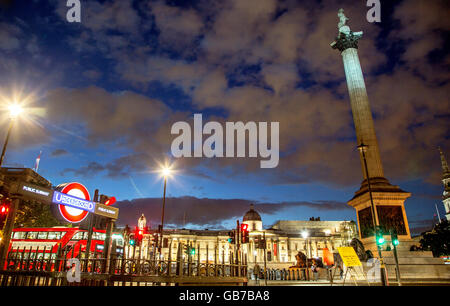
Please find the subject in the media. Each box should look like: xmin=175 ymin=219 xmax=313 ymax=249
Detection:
xmin=350 ymin=238 xmax=369 ymax=262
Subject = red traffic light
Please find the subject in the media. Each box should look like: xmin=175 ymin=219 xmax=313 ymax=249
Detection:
xmin=0 ymin=203 xmax=9 ymax=215
xmin=241 ymin=223 xmax=248 ymax=231
xmin=105 ymin=196 xmax=116 ymax=206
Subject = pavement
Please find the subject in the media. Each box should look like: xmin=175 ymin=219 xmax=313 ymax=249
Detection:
xmin=247 ymin=279 xmax=450 ymax=286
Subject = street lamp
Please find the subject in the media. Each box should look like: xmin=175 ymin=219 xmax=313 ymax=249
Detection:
xmin=0 ymin=104 xmax=24 ymax=167
xmin=158 ymin=165 xmax=172 ymax=255
xmin=302 ymin=231 xmax=311 ymax=258
xmin=357 ymin=142 xmax=388 ymax=286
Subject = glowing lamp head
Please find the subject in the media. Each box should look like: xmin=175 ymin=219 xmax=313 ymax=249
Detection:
xmin=161 ymin=167 xmax=171 ymax=177
xmin=8 ymin=104 xmax=23 ymax=119
xmin=302 ymin=231 xmax=309 ymax=239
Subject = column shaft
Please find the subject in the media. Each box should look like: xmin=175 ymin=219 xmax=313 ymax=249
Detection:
xmin=342 ymin=47 xmax=384 ymax=179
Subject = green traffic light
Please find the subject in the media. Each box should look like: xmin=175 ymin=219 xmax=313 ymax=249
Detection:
xmin=129 ymin=239 xmax=135 ymax=245
xmin=377 ymin=237 xmax=385 ymax=245
xmin=190 ymin=248 xmax=195 ymax=255
xmin=393 ymin=239 xmax=399 ymax=246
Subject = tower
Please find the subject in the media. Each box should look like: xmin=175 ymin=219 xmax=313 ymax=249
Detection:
xmin=331 ymin=9 xmax=412 ymax=250
xmin=439 ymin=147 xmax=450 ymax=221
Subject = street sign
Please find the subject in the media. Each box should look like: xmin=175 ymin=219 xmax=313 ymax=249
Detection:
xmin=13 ymin=180 xmax=119 ymax=221
xmin=94 ymin=203 xmax=119 ymax=219
xmin=337 ymin=247 xmax=362 ymax=267
xmin=18 ymin=182 xmax=53 ymax=202
xmin=55 ymin=182 xmax=92 ymax=223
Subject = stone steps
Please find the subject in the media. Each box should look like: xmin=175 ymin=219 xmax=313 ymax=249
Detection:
xmin=383 ymin=257 xmax=445 ymax=265
xmin=380 ymin=250 xmax=434 ymax=258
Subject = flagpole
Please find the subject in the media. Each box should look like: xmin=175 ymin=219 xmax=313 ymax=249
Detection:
xmin=34 ymin=150 xmax=42 ymax=173
xmin=435 ymin=204 xmax=442 ymax=223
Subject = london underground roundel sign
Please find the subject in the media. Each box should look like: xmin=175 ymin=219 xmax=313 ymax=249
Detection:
xmin=56 ymin=182 xmax=91 ymax=223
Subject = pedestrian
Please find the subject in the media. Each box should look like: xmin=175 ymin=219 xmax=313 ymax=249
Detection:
xmin=311 ymin=260 xmax=319 ymax=281
xmin=338 ymin=264 xmax=344 ymax=279
xmin=254 ymin=264 xmax=260 ymax=284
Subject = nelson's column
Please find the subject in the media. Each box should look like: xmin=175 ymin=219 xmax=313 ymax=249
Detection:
xmin=331 ymin=9 xmax=412 ymax=252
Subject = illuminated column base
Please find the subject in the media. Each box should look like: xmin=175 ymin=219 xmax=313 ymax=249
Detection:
xmin=348 ymin=187 xmax=412 ymax=253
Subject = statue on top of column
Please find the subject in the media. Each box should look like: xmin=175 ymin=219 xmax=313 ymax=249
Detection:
xmin=331 ymin=8 xmax=363 ymax=51
xmin=337 ymin=8 xmax=350 ymax=35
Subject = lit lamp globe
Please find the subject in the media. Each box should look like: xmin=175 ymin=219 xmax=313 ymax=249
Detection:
xmin=162 ymin=167 xmax=171 ymax=177
xmin=8 ymin=104 xmax=23 ymax=119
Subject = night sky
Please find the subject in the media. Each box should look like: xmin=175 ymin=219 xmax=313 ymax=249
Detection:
xmin=0 ymin=0 xmax=448 ymax=235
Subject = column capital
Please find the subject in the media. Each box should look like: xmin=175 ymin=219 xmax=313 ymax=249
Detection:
xmin=331 ymin=31 xmax=363 ymax=52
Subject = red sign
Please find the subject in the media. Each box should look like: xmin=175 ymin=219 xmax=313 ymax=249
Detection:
xmin=322 ymin=248 xmax=334 ymax=266
xmin=56 ymin=182 xmax=91 ymax=223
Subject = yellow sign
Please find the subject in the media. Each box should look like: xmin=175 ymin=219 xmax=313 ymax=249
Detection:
xmin=337 ymin=247 xmax=362 ymax=267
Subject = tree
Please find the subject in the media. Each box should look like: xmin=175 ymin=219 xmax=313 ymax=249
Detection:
xmin=15 ymin=200 xmax=63 ymax=228
xmin=420 ymin=220 xmax=450 ymax=257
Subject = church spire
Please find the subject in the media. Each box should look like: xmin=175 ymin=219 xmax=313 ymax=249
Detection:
xmin=439 ymin=147 xmax=449 ymax=175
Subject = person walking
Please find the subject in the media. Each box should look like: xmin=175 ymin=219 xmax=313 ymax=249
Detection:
xmin=311 ymin=260 xmax=319 ymax=281
xmin=254 ymin=263 xmax=261 ymax=285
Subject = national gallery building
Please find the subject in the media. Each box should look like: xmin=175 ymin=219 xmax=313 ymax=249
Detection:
xmin=124 ymin=205 xmax=358 ymax=269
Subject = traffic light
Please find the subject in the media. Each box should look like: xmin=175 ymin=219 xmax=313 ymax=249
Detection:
xmin=227 ymin=230 xmax=235 ymax=244
xmin=390 ymin=229 xmax=399 ymax=246
xmin=135 ymin=226 xmax=144 ymax=246
xmin=375 ymin=226 xmax=385 ymax=245
xmin=184 ymin=245 xmax=196 ymax=255
xmin=0 ymin=200 xmax=10 ymax=230
xmin=99 ymin=194 xmax=116 ymax=206
xmin=241 ymin=223 xmax=249 ymax=243
xmin=129 ymin=238 xmax=135 ymax=246
xmin=259 ymin=238 xmax=266 ymax=249
xmin=151 ymin=232 xmax=159 ymax=248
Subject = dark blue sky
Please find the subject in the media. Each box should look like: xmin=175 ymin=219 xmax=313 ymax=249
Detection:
xmin=0 ymin=0 xmax=448 ymax=234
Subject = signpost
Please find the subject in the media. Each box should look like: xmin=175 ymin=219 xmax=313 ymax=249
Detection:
xmin=337 ymin=247 xmax=362 ymax=267
xmin=336 ymin=247 xmax=369 ymax=286
xmin=0 ymin=177 xmax=119 ymax=271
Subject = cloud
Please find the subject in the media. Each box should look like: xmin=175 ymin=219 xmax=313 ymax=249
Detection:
xmin=115 ymin=196 xmax=352 ymax=228
xmin=151 ymin=1 xmax=204 ymax=52
xmin=2 ymin=0 xmax=447 ymax=190
xmin=51 ymin=149 xmax=69 ymax=157
xmin=0 ymin=22 xmax=21 ymax=51
xmin=62 ymin=161 xmax=105 ymax=178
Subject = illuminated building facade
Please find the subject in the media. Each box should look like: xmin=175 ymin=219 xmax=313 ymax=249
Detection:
xmin=124 ymin=204 xmax=357 ymax=269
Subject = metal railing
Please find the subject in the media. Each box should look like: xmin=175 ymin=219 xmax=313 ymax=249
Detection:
xmin=0 ymin=246 xmax=248 ymax=286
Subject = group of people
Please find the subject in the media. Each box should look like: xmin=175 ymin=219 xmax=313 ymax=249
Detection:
xmin=252 ymin=258 xmax=346 ymax=282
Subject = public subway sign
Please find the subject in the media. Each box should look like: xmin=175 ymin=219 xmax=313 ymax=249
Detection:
xmin=19 ymin=183 xmax=53 ymax=202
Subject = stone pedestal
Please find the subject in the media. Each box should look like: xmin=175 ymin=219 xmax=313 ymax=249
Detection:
xmin=348 ymin=178 xmax=412 ymax=251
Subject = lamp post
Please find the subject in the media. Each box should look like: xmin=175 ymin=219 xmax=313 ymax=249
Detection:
xmin=302 ymin=231 xmax=310 ymax=258
xmin=0 ymin=104 xmax=23 ymax=167
xmin=357 ymin=142 xmax=388 ymax=286
xmin=158 ymin=166 xmax=171 ymax=256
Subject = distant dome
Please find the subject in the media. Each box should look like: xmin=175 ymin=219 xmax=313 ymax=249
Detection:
xmin=243 ymin=204 xmax=261 ymax=221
